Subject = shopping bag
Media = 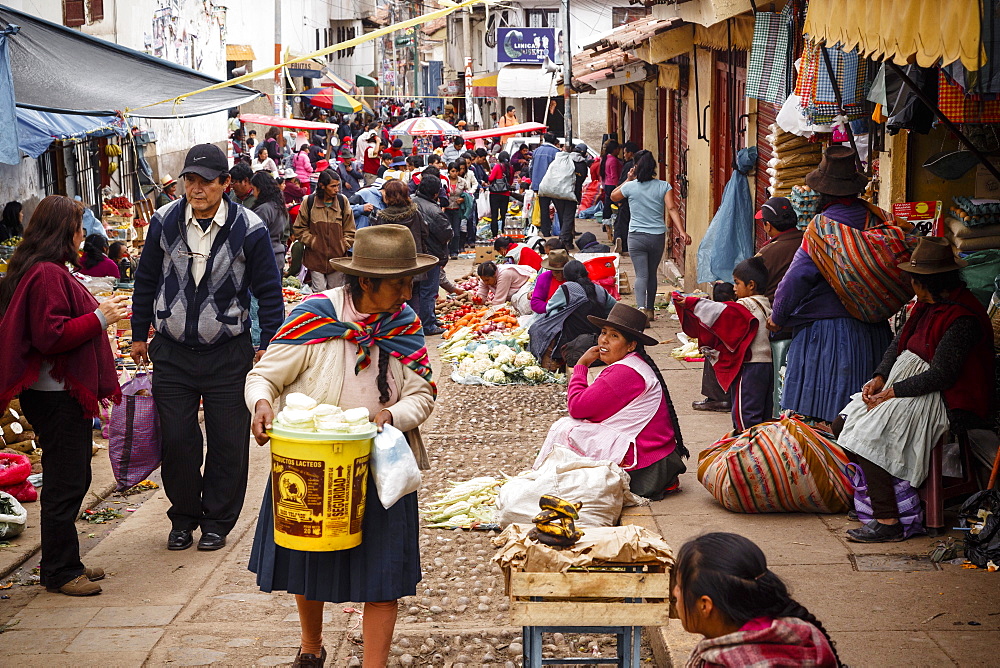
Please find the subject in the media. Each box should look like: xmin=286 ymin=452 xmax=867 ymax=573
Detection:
xmin=846 ymin=463 xmax=925 ymax=538
xmin=0 ymin=452 xmax=35 ymax=502
xmin=537 ymin=152 xmax=579 ymax=201
xmin=109 ymin=370 xmax=162 ymax=491
xmin=960 ymin=489 xmax=1000 ymax=568
xmin=370 ymin=424 xmax=421 ymax=509
xmin=0 ymin=491 xmax=27 ymax=539
xmin=697 ymin=414 xmax=853 ymax=513
xmin=477 ymin=191 xmax=491 ymax=218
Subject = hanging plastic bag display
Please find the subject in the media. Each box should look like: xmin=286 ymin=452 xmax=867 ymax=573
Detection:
xmin=696 ymin=147 xmax=757 ymax=284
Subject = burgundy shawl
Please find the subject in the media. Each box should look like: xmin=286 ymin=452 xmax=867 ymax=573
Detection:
xmin=0 ymin=262 xmax=121 ymax=417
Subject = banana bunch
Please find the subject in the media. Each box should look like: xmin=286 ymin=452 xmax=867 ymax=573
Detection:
xmin=108 ymin=162 xmax=118 ymax=174
xmin=104 ymin=144 xmax=123 ymax=157
xmin=529 ymin=494 xmax=584 ymax=548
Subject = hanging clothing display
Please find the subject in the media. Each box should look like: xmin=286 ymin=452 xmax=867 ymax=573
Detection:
xmin=746 ymin=4 xmax=794 ymax=106
xmin=794 ymin=41 xmax=870 ymax=125
xmin=937 ymin=70 xmax=1000 ymax=124
xmin=883 ymin=64 xmax=937 ymax=135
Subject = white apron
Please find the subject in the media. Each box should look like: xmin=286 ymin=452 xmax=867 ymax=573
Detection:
xmin=534 ymin=354 xmax=662 ymax=470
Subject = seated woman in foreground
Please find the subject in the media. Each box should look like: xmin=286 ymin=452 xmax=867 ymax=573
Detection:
xmin=837 ymin=237 xmax=994 ymax=543
xmin=677 ymin=533 xmax=840 ymax=667
xmin=535 ymin=303 xmax=687 ymax=499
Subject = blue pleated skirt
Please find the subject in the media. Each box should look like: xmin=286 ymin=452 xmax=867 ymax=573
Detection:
xmin=781 ymin=317 xmax=892 ymax=423
xmin=248 ymin=471 xmax=422 ymax=603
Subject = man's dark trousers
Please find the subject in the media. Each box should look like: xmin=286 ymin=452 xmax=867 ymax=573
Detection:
xmin=552 ymin=198 xmax=578 ymax=249
xmin=537 ymin=195 xmax=554 ymax=236
xmin=150 ymin=332 xmax=254 ymax=536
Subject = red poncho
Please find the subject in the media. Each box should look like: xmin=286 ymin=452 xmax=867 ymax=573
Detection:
xmin=0 ymin=262 xmax=121 ymax=417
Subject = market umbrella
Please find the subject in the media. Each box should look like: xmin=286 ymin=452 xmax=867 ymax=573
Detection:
xmin=296 ymin=87 xmax=362 ymax=113
xmin=389 ymin=117 xmax=462 ymax=136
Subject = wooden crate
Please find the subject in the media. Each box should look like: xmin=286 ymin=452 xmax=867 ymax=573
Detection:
xmin=507 ymin=567 xmax=671 ymax=627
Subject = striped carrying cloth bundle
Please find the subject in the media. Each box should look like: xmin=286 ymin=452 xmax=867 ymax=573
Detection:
xmin=803 ymin=203 xmax=915 ymax=323
xmin=698 ymin=414 xmax=853 ymax=514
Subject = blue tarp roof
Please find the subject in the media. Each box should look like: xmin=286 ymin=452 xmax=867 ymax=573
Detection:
xmin=15 ymin=108 xmax=123 ymax=158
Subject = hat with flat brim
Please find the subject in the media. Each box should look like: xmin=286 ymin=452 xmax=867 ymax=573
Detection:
xmin=587 ymin=303 xmax=658 ymax=347
xmin=541 ymin=249 xmax=571 ymax=270
xmin=897 ymin=236 xmax=968 ymax=275
xmin=804 ymin=146 xmax=869 ymax=196
xmin=329 ymin=224 xmax=439 ymax=278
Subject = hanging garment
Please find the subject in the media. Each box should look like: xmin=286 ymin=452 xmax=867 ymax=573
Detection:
xmin=937 ymin=70 xmax=1000 ymax=124
xmin=795 ymin=41 xmax=869 ymax=124
xmin=746 ymin=5 xmax=794 ymax=105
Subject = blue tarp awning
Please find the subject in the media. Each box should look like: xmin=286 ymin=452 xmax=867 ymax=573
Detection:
xmin=15 ymin=108 xmax=123 ymax=158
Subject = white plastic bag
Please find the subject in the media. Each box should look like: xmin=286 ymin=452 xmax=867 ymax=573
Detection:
xmin=370 ymin=424 xmax=422 ymax=509
xmin=477 ymin=190 xmax=491 ymax=218
xmin=0 ymin=491 xmax=28 ymax=539
xmin=495 ymin=447 xmax=641 ymax=528
xmin=537 ymin=152 xmax=578 ymax=201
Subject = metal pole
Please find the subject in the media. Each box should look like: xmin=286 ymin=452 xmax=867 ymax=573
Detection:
xmin=885 ymin=61 xmax=1000 ymax=184
xmin=561 ymin=0 xmax=572 ymax=144
xmin=463 ymin=10 xmax=473 ymax=123
xmin=273 ymin=0 xmax=283 ymax=117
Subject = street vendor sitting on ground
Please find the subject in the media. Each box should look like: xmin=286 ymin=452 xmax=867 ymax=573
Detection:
xmin=530 ymin=249 xmax=570 ymax=314
xmin=245 ymin=224 xmax=438 ymax=667
xmin=836 ymin=237 xmax=994 ymax=543
xmin=476 ymin=260 xmax=536 ymax=314
xmin=535 ymin=303 xmax=688 ymax=500
xmin=494 ymin=235 xmax=543 ymax=270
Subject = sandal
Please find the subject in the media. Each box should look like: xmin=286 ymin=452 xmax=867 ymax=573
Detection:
xmin=846 ymin=520 xmax=905 ymax=543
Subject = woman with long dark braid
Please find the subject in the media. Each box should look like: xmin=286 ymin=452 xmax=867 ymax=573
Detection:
xmin=675 ymin=532 xmax=840 ymax=667
xmin=77 ymin=234 xmax=120 ymax=279
xmin=536 ymin=303 xmax=688 ymax=499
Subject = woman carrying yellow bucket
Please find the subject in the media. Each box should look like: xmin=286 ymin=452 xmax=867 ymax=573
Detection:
xmin=246 ymin=224 xmax=438 ymax=668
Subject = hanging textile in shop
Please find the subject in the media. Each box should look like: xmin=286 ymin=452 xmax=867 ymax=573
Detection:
xmin=746 ymin=4 xmax=794 ymax=106
xmin=937 ymin=70 xmax=1000 ymax=125
xmin=794 ymin=41 xmax=869 ymax=125
xmin=0 ymin=31 xmax=17 ymax=165
xmin=884 ymin=64 xmax=937 ymax=136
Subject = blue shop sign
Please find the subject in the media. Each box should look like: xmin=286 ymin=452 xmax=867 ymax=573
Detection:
xmin=497 ymin=27 xmax=561 ymax=65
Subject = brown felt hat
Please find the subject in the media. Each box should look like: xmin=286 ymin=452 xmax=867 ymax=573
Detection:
xmin=587 ymin=303 xmax=659 ymax=347
xmin=897 ymin=236 xmax=967 ymax=275
xmin=804 ymin=146 xmax=869 ymax=196
xmin=329 ymin=224 xmax=439 ymax=278
xmin=541 ymin=249 xmax=570 ymax=270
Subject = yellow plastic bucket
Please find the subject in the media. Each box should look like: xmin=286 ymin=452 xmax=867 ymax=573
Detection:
xmin=268 ymin=425 xmax=375 ymax=552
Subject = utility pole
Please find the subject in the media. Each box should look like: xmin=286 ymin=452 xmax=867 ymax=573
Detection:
xmin=463 ymin=9 xmax=473 ymax=123
xmin=273 ymin=0 xmax=283 ymax=117
xmin=561 ymin=0 xmax=572 ymax=144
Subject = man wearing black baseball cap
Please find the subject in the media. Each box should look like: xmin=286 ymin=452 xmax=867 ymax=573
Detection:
xmin=131 ymin=142 xmax=284 ymax=553
xmin=753 ymin=196 xmax=804 ymax=299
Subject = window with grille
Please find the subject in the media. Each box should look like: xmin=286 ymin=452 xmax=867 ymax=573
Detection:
xmin=525 ymin=9 xmax=559 ymax=28
xmin=611 ymin=6 xmax=649 ymax=27
xmin=336 ymin=24 xmax=357 ymax=58
xmin=63 ymin=0 xmax=104 ymax=26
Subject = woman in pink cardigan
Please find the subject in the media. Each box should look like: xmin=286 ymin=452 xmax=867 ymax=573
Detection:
xmin=537 ymin=303 xmax=688 ymax=499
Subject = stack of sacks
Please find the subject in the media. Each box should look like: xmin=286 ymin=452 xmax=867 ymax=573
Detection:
xmin=945 ymin=217 xmax=1000 ymax=252
xmin=275 ymin=392 xmax=372 ymax=434
xmin=0 ymin=399 xmax=41 ymax=474
xmin=765 ymin=124 xmax=824 ymax=198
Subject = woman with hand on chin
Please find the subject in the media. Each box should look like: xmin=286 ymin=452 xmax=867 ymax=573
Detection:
xmin=536 ymin=303 xmax=688 ymax=500
xmin=245 ymin=224 xmax=438 ymax=667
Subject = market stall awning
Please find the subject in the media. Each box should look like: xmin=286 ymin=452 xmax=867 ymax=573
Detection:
xmin=16 ymin=107 xmax=122 ymax=158
xmin=355 ymin=73 xmax=377 ymax=88
xmin=322 ymin=68 xmax=358 ymax=94
xmin=226 ymin=44 xmax=256 ymax=61
xmin=461 ymin=122 xmax=547 ymax=141
xmin=804 ymin=0 xmax=983 ymax=70
xmin=0 ymin=4 xmax=261 ymax=118
xmin=472 ymin=71 xmax=499 ymax=97
xmin=497 ymin=66 xmax=558 ymax=98
xmin=239 ymin=113 xmax=339 ymax=131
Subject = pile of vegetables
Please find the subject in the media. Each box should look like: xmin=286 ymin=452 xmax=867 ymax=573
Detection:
xmin=443 ymin=337 xmax=564 ymax=386
xmin=0 ymin=236 xmax=22 ymax=247
xmin=422 ymin=476 xmax=502 ymax=529
xmin=435 ymin=293 xmax=484 ymax=328
xmin=442 ymin=305 xmax=521 ymax=340
xmin=282 ymin=276 xmax=302 ymax=289
xmin=671 ymin=334 xmax=703 ymax=361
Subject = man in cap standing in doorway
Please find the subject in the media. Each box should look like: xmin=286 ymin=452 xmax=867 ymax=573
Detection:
xmin=130 ymin=143 xmax=284 ymax=552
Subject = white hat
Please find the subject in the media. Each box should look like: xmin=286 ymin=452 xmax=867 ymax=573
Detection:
xmin=160 ymin=174 xmax=176 ymax=187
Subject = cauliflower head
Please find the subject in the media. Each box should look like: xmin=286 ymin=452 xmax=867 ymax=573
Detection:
xmin=482 ymin=369 xmax=507 ymax=384
xmin=514 ymin=351 xmax=536 ymax=367
xmin=522 ymin=366 xmax=547 ymax=382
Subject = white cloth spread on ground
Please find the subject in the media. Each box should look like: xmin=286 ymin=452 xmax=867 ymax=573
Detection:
xmin=534 ymin=354 xmax=661 ymax=469
xmin=837 ymin=349 xmax=949 ymax=487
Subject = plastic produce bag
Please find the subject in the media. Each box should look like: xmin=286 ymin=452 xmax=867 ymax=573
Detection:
xmin=0 ymin=490 xmax=27 ymax=539
xmin=537 ymin=152 xmax=578 ymax=201
xmin=0 ymin=452 xmax=35 ymax=502
xmin=109 ymin=370 xmax=161 ymax=491
xmin=960 ymin=489 xmax=1000 ymax=568
xmin=370 ymin=424 xmax=421 ymax=509
xmin=477 ymin=190 xmax=491 ymax=218
xmin=496 ymin=447 xmax=640 ymax=528
xmin=697 ymin=147 xmax=757 ymax=283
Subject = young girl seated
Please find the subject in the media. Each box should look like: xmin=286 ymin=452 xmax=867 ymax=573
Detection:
xmin=676 ymin=532 xmax=840 ymax=667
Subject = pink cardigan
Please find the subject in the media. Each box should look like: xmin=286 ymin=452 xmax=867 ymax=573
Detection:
xmin=567 ymin=361 xmax=676 ymax=469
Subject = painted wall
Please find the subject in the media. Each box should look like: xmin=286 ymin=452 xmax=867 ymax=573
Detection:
xmin=682 ymin=45 xmax=714 ymax=288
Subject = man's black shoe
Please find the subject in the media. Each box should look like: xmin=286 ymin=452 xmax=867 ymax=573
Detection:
xmin=692 ymin=399 xmax=732 ymax=412
xmin=167 ymin=529 xmax=193 ymax=551
xmin=197 ymin=532 xmax=227 ymax=551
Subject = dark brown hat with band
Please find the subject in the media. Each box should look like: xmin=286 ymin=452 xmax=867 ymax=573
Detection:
xmin=587 ymin=303 xmax=659 ymax=347
xmin=329 ymin=224 xmax=439 ymax=277
xmin=804 ymin=146 xmax=869 ymax=196
xmin=897 ymin=236 xmax=967 ymax=275
xmin=541 ymin=249 xmax=571 ymax=270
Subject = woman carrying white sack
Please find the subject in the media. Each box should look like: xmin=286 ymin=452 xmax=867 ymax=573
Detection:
xmin=534 ymin=303 xmax=688 ymax=500
xmin=245 ymin=224 xmax=438 ymax=667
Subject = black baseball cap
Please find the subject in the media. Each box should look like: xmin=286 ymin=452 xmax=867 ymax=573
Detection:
xmin=755 ymin=196 xmax=795 ymax=225
xmin=179 ymin=144 xmax=229 ymax=181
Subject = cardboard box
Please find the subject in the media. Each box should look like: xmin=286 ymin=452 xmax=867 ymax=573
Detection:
xmin=474 ymin=245 xmax=498 ymax=265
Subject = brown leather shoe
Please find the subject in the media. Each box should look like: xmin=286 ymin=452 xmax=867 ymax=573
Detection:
xmin=47 ymin=574 xmax=102 ymax=596
xmin=292 ymin=646 xmax=327 ymax=667
xmin=84 ymin=566 xmax=105 ymax=582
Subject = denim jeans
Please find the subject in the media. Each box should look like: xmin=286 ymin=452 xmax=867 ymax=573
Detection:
xmin=409 ymin=270 xmax=442 ymax=331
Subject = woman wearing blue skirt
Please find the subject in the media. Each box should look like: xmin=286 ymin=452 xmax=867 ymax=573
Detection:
xmin=245 ymin=225 xmax=438 ymax=667
xmin=769 ymin=148 xmax=894 ymax=423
